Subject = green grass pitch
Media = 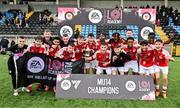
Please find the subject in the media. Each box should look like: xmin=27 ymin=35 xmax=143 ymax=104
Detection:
xmin=0 ymin=55 xmax=180 ymax=108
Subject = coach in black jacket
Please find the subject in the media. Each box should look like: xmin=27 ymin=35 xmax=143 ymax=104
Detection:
xmin=7 ymin=36 xmax=28 ymax=96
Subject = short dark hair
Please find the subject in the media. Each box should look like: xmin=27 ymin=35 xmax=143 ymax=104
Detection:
xmin=148 ymin=32 xmax=155 ymax=37
xmin=126 ymin=29 xmax=132 ymax=32
xmin=44 ymin=29 xmax=51 ymax=33
xmin=63 ymin=34 xmax=69 ymax=37
xmin=112 ymin=32 xmax=120 ymax=37
xmin=19 ymin=36 xmax=25 ymax=39
xmin=53 ymin=37 xmax=60 ymax=41
xmin=140 ymin=40 xmax=148 ymax=46
xmin=78 ymin=35 xmax=84 ymax=39
xmin=127 ymin=37 xmax=134 ymax=41
xmin=88 ymin=33 xmax=94 ymax=37
xmin=155 ymin=39 xmax=163 ymax=43
xmin=34 ymin=36 xmax=42 ymax=41
xmin=68 ymin=43 xmax=75 ymax=47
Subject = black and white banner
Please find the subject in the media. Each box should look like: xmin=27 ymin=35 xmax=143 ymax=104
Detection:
xmin=14 ymin=52 xmax=84 ymax=87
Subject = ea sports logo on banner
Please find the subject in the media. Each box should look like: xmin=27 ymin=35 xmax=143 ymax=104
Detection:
xmin=142 ymin=12 xmax=151 ymax=21
xmin=88 ymin=9 xmax=102 ymax=23
xmin=140 ymin=26 xmax=154 ymax=40
xmin=61 ymin=80 xmax=71 ymax=91
xmin=60 ymin=25 xmax=73 ymax=37
xmin=27 ymin=57 xmax=44 ymax=73
xmin=125 ymin=81 xmax=136 ymax=92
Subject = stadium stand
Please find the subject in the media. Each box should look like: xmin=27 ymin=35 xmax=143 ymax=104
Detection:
xmin=0 ymin=4 xmax=179 ymax=56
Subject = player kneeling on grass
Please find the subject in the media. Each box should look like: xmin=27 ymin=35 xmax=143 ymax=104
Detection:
xmin=111 ymin=45 xmax=132 ymax=75
xmin=154 ymin=39 xmax=175 ymax=98
xmin=85 ymin=44 xmax=111 ymax=75
xmin=124 ymin=37 xmax=139 ymax=75
xmin=138 ymin=40 xmax=154 ymax=77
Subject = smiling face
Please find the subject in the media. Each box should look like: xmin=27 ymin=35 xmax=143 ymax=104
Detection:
xmin=62 ymin=36 xmax=69 ymax=44
xmin=87 ymin=36 xmax=94 ymax=43
xmin=155 ymin=41 xmax=163 ymax=51
xmin=77 ymin=37 xmax=84 ymax=45
xmin=127 ymin=39 xmax=134 ymax=47
xmin=67 ymin=45 xmax=74 ymax=53
xmin=44 ymin=31 xmax=51 ymax=40
xmin=34 ymin=39 xmax=42 ymax=47
xmin=141 ymin=44 xmax=148 ymax=52
xmin=126 ymin=30 xmax=133 ymax=37
xmin=53 ymin=39 xmax=60 ymax=46
xmin=100 ymin=45 xmax=107 ymax=53
xmin=18 ymin=38 xmax=25 ymax=48
xmin=113 ymin=47 xmax=120 ymax=54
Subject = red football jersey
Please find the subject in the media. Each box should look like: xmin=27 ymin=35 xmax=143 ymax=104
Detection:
xmin=124 ymin=46 xmax=137 ymax=60
xmin=74 ymin=43 xmax=85 ymax=61
xmin=58 ymin=47 xmax=75 ymax=61
xmin=29 ymin=44 xmax=45 ymax=54
xmin=154 ymin=49 xmax=171 ymax=66
xmin=84 ymin=42 xmax=97 ymax=53
xmin=109 ymin=38 xmax=124 ymax=49
xmin=139 ymin=49 xmax=154 ymax=67
xmin=48 ymin=47 xmax=60 ymax=57
xmin=93 ymin=50 xmax=111 ymax=67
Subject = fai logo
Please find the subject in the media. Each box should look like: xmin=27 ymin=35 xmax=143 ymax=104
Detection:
xmin=142 ymin=12 xmax=151 ymax=21
xmin=88 ymin=9 xmax=102 ymax=23
xmin=125 ymin=81 xmax=136 ymax=92
xmin=60 ymin=25 xmax=73 ymax=37
xmin=27 ymin=57 xmax=45 ymax=73
xmin=140 ymin=26 xmax=154 ymax=40
xmin=65 ymin=12 xmax=74 ymax=20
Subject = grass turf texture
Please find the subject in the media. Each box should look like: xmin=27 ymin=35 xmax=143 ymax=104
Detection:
xmin=0 ymin=55 xmax=180 ymax=108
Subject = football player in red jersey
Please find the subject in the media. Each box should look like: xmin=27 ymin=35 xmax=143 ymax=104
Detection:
xmin=56 ymin=43 xmax=75 ymax=61
xmin=46 ymin=37 xmax=61 ymax=92
xmin=27 ymin=36 xmax=46 ymax=54
xmin=138 ymin=40 xmax=154 ymax=77
xmin=74 ymin=35 xmax=85 ymax=61
xmin=85 ymin=44 xmax=111 ymax=75
xmin=26 ymin=36 xmax=46 ymax=95
xmin=97 ymin=33 xmax=109 ymax=50
xmin=47 ymin=37 xmax=61 ymax=57
xmin=154 ymin=39 xmax=175 ymax=98
xmin=124 ymin=37 xmax=139 ymax=75
xmin=84 ymin=34 xmax=97 ymax=74
xmin=108 ymin=32 xmax=125 ymax=50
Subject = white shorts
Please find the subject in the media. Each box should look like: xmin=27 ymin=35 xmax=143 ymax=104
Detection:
xmin=139 ymin=65 xmax=155 ymax=75
xmin=96 ymin=67 xmax=111 ymax=75
xmin=111 ymin=67 xmax=124 ymax=72
xmin=124 ymin=60 xmax=138 ymax=73
xmin=154 ymin=65 xmax=169 ymax=75
xmin=85 ymin=60 xmax=96 ymax=68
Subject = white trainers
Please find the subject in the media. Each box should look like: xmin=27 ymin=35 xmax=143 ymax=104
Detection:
xmin=22 ymin=87 xmax=30 ymax=92
xmin=13 ymin=90 xmax=19 ymax=96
